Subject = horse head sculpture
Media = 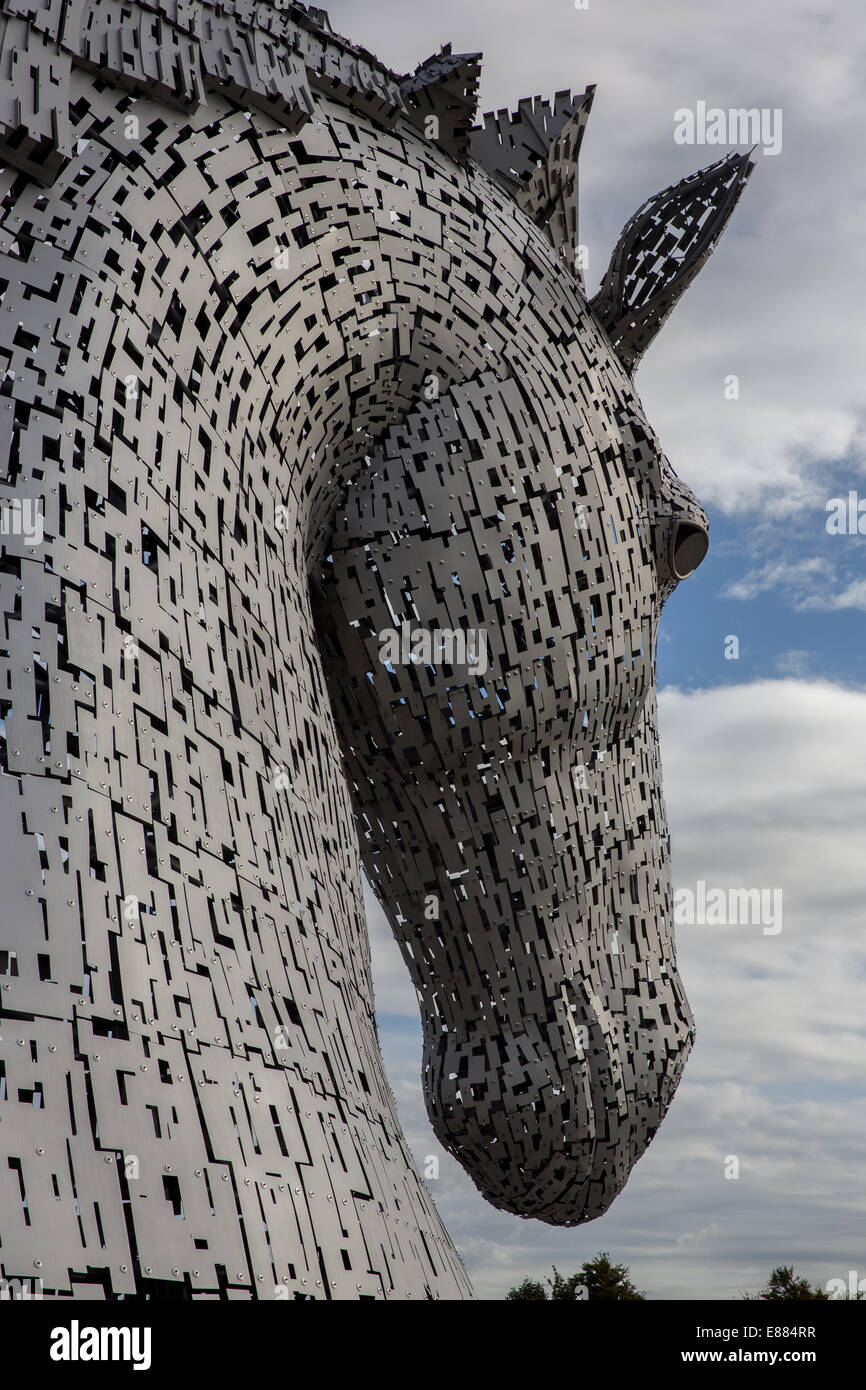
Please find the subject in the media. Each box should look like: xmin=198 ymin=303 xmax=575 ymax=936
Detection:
xmin=0 ymin=0 xmax=751 ymax=1297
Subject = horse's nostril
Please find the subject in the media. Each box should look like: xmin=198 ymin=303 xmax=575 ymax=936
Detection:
xmin=670 ymin=520 xmax=709 ymax=579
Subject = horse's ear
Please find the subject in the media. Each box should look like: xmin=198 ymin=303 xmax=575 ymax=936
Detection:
xmin=471 ymin=88 xmax=595 ymax=286
xmin=512 ymin=89 xmax=595 ymax=287
xmin=591 ymin=151 xmax=754 ymax=373
xmin=401 ymin=45 xmax=482 ymax=160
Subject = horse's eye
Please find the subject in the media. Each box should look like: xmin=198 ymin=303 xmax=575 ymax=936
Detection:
xmin=669 ymin=519 xmax=709 ymax=579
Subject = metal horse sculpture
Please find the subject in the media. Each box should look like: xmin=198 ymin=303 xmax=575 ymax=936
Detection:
xmin=0 ymin=1 xmax=751 ymax=1298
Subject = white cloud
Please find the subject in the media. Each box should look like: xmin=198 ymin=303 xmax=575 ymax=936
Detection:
xmin=722 ymin=556 xmax=834 ymax=604
xmin=774 ymin=650 xmax=812 ymax=678
xmin=826 ymin=578 xmax=866 ymax=611
xmin=719 ymin=540 xmax=866 ymax=615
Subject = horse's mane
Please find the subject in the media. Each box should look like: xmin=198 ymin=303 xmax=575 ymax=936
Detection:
xmin=0 ymin=0 xmax=751 ymax=371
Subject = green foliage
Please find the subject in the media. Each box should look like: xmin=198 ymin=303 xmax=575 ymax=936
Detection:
xmin=505 ymin=1277 xmax=548 ymax=1301
xmin=506 ymin=1252 xmax=645 ymax=1301
xmin=747 ymin=1266 xmax=830 ymax=1301
xmin=578 ymin=1253 xmax=645 ymax=1301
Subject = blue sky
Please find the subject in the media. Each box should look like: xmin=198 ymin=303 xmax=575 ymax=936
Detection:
xmin=660 ymin=503 xmax=866 ymax=691
xmin=327 ymin=0 xmax=866 ymax=1300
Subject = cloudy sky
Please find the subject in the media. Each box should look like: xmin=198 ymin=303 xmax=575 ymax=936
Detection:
xmin=326 ymin=0 xmax=866 ymax=1299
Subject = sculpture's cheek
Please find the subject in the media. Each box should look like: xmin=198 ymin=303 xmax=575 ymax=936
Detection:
xmin=319 ymin=548 xmax=657 ymax=769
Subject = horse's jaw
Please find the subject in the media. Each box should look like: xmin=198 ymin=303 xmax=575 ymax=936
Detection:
xmin=417 ymin=701 xmax=694 ymax=1225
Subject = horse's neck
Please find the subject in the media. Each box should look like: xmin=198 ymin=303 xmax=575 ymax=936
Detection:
xmin=0 ymin=67 xmax=471 ymax=1299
